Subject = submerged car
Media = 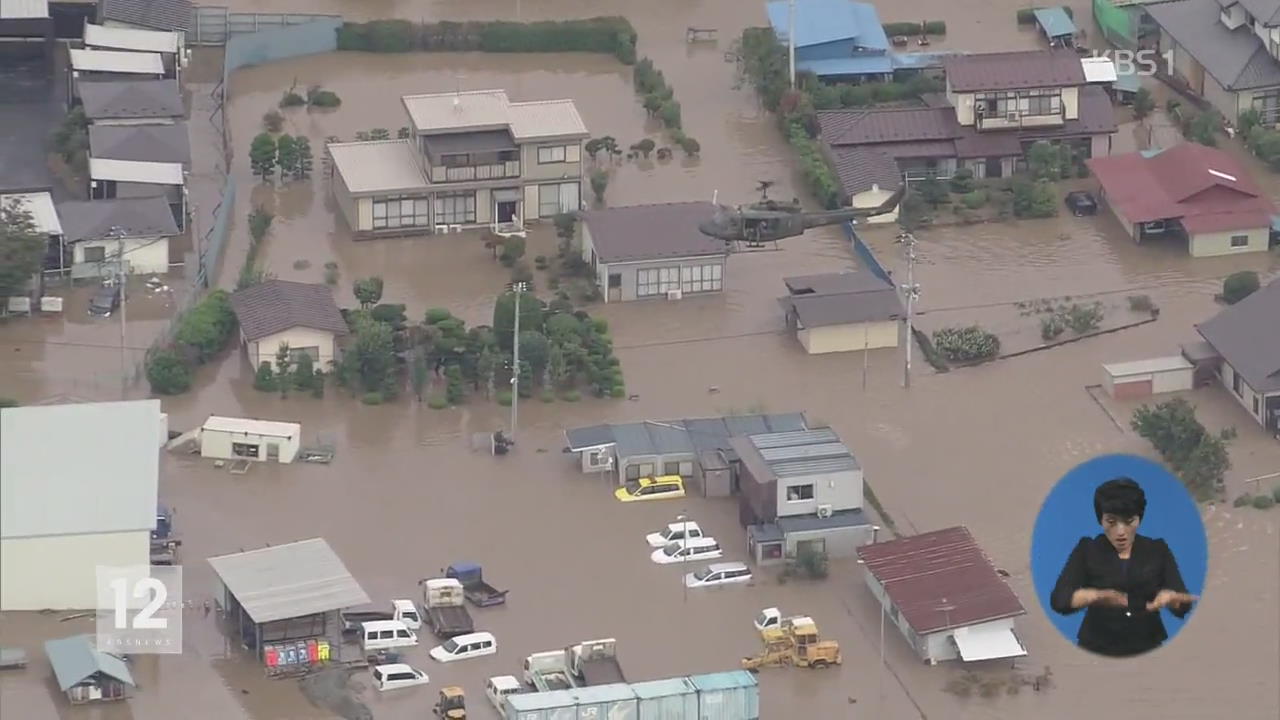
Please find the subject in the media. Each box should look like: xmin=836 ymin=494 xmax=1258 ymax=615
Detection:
xmin=650 ymin=537 xmax=723 ymax=565
xmin=429 ymin=631 xmax=497 ymax=663
xmin=88 ymin=284 xmax=121 ymax=317
xmin=645 ymin=520 xmax=703 ymax=548
xmin=684 ymin=562 xmax=753 ymax=588
xmin=371 ymin=663 xmax=429 ymax=691
xmin=614 ymin=475 xmax=685 ymax=503
xmin=1065 ymin=190 xmax=1097 ymax=217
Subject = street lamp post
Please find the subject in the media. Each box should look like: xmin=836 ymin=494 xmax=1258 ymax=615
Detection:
xmin=895 ymin=231 xmax=920 ymax=389
xmin=509 ymin=281 xmax=527 ymax=445
xmin=106 ymin=225 xmax=128 ymax=398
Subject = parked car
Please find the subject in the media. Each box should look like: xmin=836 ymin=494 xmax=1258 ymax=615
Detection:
xmin=371 ymin=663 xmax=429 ymax=691
xmin=615 ymin=475 xmax=685 ymax=503
xmin=359 ymin=620 xmax=418 ymax=652
xmin=684 ymin=562 xmax=753 ymax=588
xmin=88 ymin=284 xmax=121 ymax=317
xmin=645 ymin=520 xmax=704 ymax=548
xmin=486 ymin=675 xmax=523 ymax=712
xmin=429 ymin=631 xmax=497 ymax=663
xmin=1065 ymin=190 xmax=1097 ymax=217
xmin=650 ymin=537 xmax=723 ymax=565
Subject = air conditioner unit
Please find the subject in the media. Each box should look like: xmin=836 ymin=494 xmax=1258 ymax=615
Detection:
xmin=449 ymin=225 xmax=463 ymax=233
xmin=816 ymin=504 xmax=833 ymax=519
xmin=1005 ymin=111 xmax=1021 ymax=122
xmin=433 ymin=225 xmax=449 ymax=234
xmin=666 ymin=289 xmax=683 ymax=300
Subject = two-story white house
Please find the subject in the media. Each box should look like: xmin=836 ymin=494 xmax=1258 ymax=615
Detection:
xmin=817 ymin=49 xmax=1117 ymax=212
xmin=327 ymin=89 xmax=588 ymax=238
xmin=1146 ymin=0 xmax=1280 ymax=125
xmin=730 ymin=428 xmax=877 ymax=566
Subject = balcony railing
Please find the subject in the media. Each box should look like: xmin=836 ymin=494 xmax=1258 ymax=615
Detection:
xmin=976 ymin=112 xmax=1065 ymax=131
xmin=430 ymin=161 xmax=521 ymax=183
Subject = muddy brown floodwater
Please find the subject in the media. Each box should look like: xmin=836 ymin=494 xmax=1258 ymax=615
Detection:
xmin=3 ymin=0 xmax=1280 ymax=719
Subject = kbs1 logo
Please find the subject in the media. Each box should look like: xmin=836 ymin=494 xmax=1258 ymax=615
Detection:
xmin=96 ymin=565 xmax=183 ymax=654
xmin=1089 ymin=49 xmax=1174 ymax=77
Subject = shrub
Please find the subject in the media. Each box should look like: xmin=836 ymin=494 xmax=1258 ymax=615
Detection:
xmin=786 ymin=121 xmax=841 ymax=209
xmin=534 ymin=254 xmax=549 ymax=270
xmin=590 ymin=168 xmax=609 ymax=202
xmin=932 ymin=325 xmax=1000 ymax=362
xmin=561 ymin=389 xmax=582 ymax=402
xmin=924 ymin=20 xmax=946 ymax=34
xmin=280 ymin=91 xmax=306 ymax=108
xmin=540 ymin=389 xmax=556 ymax=403
xmin=1065 ymin=302 xmax=1105 ymax=334
xmin=146 ymin=348 xmax=193 ymax=395
xmin=511 ymin=262 xmax=534 ymax=287
xmin=659 ymin=100 xmax=682 ymax=129
xmin=793 ymin=547 xmax=829 ymax=579
xmin=361 ymin=391 xmax=384 ymax=405
xmin=249 ymin=207 xmax=274 ymax=242
xmin=262 ymin=110 xmax=284 ymax=132
xmin=1274 ymin=485 xmax=1280 ymax=503
xmin=610 ymin=385 xmax=626 ymax=398
xmin=1016 ymin=7 xmax=1072 ymax=23
xmin=324 ymin=264 xmax=340 ymax=285
xmin=1127 ymin=295 xmax=1154 ymax=313
xmin=175 ymin=290 xmax=236 ymax=362
xmin=949 ymin=167 xmax=975 ymax=194
xmin=1233 ymin=493 xmax=1254 ymax=507
xmin=1040 ymin=314 xmax=1066 ymax=341
xmin=883 ymin=21 xmax=944 ymax=36
xmin=1222 ymin=271 xmax=1260 ymax=304
xmin=307 ymin=87 xmax=341 ymax=107
xmin=425 ymin=307 xmax=454 ymax=325
xmin=499 ymin=236 xmax=526 ymax=266
xmin=678 ymin=136 xmax=701 ymax=157
xmin=336 ymin=18 xmax=638 ymax=64
xmin=1253 ymin=494 xmax=1277 ymax=509
xmin=496 ymin=389 xmax=513 ymax=406
xmin=253 ymin=361 xmax=277 ymax=392
xmin=1012 ymin=179 xmax=1057 ymax=218
xmin=961 ymin=189 xmax=988 ymax=209
xmin=427 ymin=395 xmax=449 ymax=409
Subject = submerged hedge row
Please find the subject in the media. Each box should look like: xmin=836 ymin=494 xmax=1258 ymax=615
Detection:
xmin=336 ymin=18 xmax=638 ymax=64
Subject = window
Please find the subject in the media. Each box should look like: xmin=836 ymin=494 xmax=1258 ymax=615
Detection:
xmin=625 ymin=464 xmax=641 ymax=480
xmin=434 ymin=192 xmax=476 ymax=225
xmin=586 ymin=449 xmax=611 ymax=469
xmin=636 ymin=267 xmax=681 ymax=297
xmin=664 ymin=461 xmax=680 ymax=475
xmin=232 ymin=442 xmax=259 ymax=458
xmin=1252 ymin=91 xmax=1280 ymax=124
xmin=538 ymin=145 xmax=567 ymax=163
xmin=84 ymin=246 xmax=106 ymax=263
xmin=373 ymin=195 xmax=431 ymax=229
xmin=639 ymin=463 xmax=655 ymax=477
xmin=1233 ymin=370 xmax=1244 ymax=397
xmin=1254 ymin=396 xmax=1261 ymax=414
xmin=1230 ymin=234 xmax=1250 ymax=248
xmin=976 ymin=89 xmax=1061 ymax=118
xmin=678 ymin=461 xmax=694 ymax=478
xmin=441 ymin=153 xmax=470 ymax=167
xmin=786 ymin=484 xmax=815 ymax=501
xmin=538 ymin=182 xmax=580 ymax=217
xmin=680 ymin=264 xmax=723 ymax=293
xmin=289 ymin=346 xmax=320 ymax=363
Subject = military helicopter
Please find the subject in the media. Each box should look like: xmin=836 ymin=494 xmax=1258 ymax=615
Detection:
xmin=699 ymin=180 xmax=905 ymax=248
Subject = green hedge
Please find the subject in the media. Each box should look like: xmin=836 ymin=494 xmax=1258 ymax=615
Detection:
xmin=882 ymin=21 xmax=946 ymax=36
xmin=336 ymin=18 xmax=638 ymax=64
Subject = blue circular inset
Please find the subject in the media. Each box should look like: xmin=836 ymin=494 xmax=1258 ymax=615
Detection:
xmin=1030 ymin=454 xmax=1207 ymax=655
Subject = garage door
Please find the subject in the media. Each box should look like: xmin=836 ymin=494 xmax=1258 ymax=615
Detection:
xmin=1113 ymin=379 xmax=1153 ymax=400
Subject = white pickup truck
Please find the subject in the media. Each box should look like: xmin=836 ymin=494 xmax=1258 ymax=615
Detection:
xmin=342 ymin=599 xmax=421 ymax=632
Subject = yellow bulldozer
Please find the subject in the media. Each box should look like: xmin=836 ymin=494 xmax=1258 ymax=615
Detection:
xmin=742 ymin=616 xmax=841 ymax=671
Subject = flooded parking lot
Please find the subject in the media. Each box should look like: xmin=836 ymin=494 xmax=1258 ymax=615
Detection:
xmin=3 ymin=0 xmax=1280 ymax=719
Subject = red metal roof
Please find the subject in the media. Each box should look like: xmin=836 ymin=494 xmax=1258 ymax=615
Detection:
xmin=856 ymin=526 xmax=1025 ymax=634
xmin=1086 ymin=142 xmax=1276 ymax=232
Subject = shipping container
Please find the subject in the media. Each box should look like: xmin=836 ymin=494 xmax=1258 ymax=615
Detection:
xmin=690 ymin=672 xmax=759 ymax=720
xmin=631 ymin=677 xmax=699 ymax=720
xmin=506 ymin=683 xmax=638 ymax=720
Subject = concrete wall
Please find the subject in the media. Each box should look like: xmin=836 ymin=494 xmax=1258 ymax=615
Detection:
xmin=1188 ymin=226 xmax=1270 ymax=256
xmin=520 ymin=140 xmax=583 ymax=181
xmin=1220 ymin=361 xmax=1276 ymax=427
xmin=1 ymin=531 xmax=149 ymax=610
xmin=91 ymin=117 xmax=177 ymax=127
xmin=849 ymin=186 xmax=899 ymax=224
xmin=798 ymin=320 xmax=899 ymax=354
xmin=599 ymin=256 xmax=727 ymax=303
xmin=75 ymin=235 xmax=169 ymax=274
xmin=246 ymin=326 xmax=338 ymax=371
xmin=200 ymin=427 xmax=301 ymax=463
xmin=775 ymin=468 xmax=863 ymax=516
xmin=784 ymin=524 xmax=873 ymax=559
xmin=331 ymin=170 xmax=360 ymax=232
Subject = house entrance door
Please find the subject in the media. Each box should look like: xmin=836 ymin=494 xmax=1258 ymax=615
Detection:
xmin=493 ymin=188 xmax=521 ymax=224
xmin=607 ymin=273 xmax=622 ymax=302
xmin=984 ymin=157 xmax=1002 ymax=178
xmin=266 ymin=443 xmax=280 ymax=461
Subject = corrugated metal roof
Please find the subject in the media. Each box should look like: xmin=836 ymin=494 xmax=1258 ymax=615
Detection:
xmin=738 ymin=428 xmax=861 ymax=480
xmin=202 ymin=415 xmax=301 ymax=438
xmin=688 ymin=670 xmax=758 ymax=691
xmin=206 ymin=538 xmax=371 ymax=623
xmin=564 ymin=424 xmax=615 ymax=450
xmin=45 ymin=635 xmax=134 ymax=692
xmin=1102 ymin=356 xmax=1193 ymax=377
xmin=402 ymin=90 xmax=514 ymax=133
xmin=508 ymin=99 xmax=588 ymax=139
xmin=750 ymin=428 xmax=839 ymax=449
xmin=0 ymin=192 xmax=62 ymax=235
xmin=856 ymin=526 xmax=1026 ymax=634
xmin=1032 ymin=7 xmax=1076 ymax=38
xmin=630 ymin=676 xmax=697 ymax=698
xmin=77 ymin=79 xmax=183 ymax=120
xmin=508 ymin=682 xmax=637 ymax=710
xmin=770 ymin=456 xmax=859 ymax=478
xmin=327 ymin=140 xmax=429 ymax=195
xmin=1 ymin=400 xmax=161 ymax=539
xmin=99 ymin=0 xmax=193 ymax=32
xmin=765 ymin=0 xmax=888 ymax=50
xmin=84 ymin=23 xmax=180 ymax=53
xmin=567 ymin=414 xmax=810 ymax=461
xmin=0 ymin=0 xmax=49 ymax=19
xmin=56 ymin=196 xmax=177 ymax=242
xmin=89 ymin=157 xmax=184 ymax=185
xmin=89 ymin=123 xmax=190 ymax=164
xmin=70 ymin=49 xmax=165 ymax=75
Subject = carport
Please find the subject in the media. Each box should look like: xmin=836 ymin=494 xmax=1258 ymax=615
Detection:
xmin=1102 ymin=356 xmax=1194 ymax=400
xmin=1033 ymin=7 xmax=1076 ymax=47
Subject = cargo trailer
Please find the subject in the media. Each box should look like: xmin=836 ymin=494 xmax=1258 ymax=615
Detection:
xmin=690 ymin=671 xmax=759 ymax=720
xmin=503 ymin=672 xmax=758 ymax=720
xmin=631 ymin=676 xmax=699 ymax=719
xmin=505 ymin=682 xmax=637 ymax=720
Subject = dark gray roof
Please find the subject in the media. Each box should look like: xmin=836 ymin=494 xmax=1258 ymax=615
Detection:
xmin=423 ymin=129 xmax=516 ymax=156
xmin=582 ymin=202 xmax=728 ymax=263
xmin=1232 ymin=0 xmax=1280 ymax=26
xmin=818 ymin=107 xmax=958 ymax=147
xmin=44 ymin=635 xmax=134 ymax=692
xmin=230 ymin=279 xmax=350 ymax=341
xmin=1147 ymin=0 xmax=1280 ymax=91
xmin=828 ymin=146 xmax=902 ymax=196
xmin=1196 ymin=276 xmax=1280 ymax=392
xmin=779 ymin=271 xmax=904 ymax=327
xmin=57 ymin=196 xmax=177 ymax=242
xmin=89 ymin=122 xmax=190 ymax=164
xmin=565 ymin=413 xmax=810 ymax=458
xmin=98 ymin=0 xmax=192 ymax=31
xmin=78 ymin=79 xmax=183 ymax=120
xmin=944 ymin=49 xmax=1086 ymax=92
xmin=740 ymin=428 xmax=861 ymax=481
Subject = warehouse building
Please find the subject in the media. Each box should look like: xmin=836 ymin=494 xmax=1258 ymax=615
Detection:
xmin=1 ymin=400 xmax=164 ymax=610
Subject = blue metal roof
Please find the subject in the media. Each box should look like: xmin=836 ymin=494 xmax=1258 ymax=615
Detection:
xmin=1114 ymin=69 xmax=1142 ymax=93
xmin=798 ymin=55 xmax=893 ymax=77
xmin=766 ymin=0 xmax=888 ymax=50
xmin=1033 ymin=7 xmax=1076 ymax=38
xmin=688 ymin=670 xmax=758 ymax=691
xmin=891 ymin=51 xmax=963 ymax=70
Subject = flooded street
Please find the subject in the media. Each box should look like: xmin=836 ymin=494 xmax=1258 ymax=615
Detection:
xmin=3 ymin=0 xmax=1279 ymax=719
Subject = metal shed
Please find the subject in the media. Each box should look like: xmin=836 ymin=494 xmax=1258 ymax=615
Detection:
xmin=1033 ymin=7 xmax=1076 ymax=45
xmin=44 ymin=635 xmax=134 ymax=704
xmin=1102 ymin=356 xmax=1194 ymax=400
xmin=199 ymin=415 xmax=301 ymax=463
xmin=630 ymin=676 xmax=698 ymax=719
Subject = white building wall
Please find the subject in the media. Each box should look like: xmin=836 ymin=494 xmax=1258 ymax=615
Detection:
xmin=246 ymin=326 xmax=338 ymax=371
xmin=75 ymin=235 xmax=170 ymax=274
xmin=1220 ymin=362 xmax=1272 ymax=426
xmin=1189 ymin=227 xmax=1270 ymax=257
xmin=920 ymin=617 xmax=1018 ymax=664
xmin=200 ymin=428 xmax=301 ymax=463
xmin=1 ymin=531 xmax=149 ymax=610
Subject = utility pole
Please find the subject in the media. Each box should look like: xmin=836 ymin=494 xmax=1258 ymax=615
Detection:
xmin=107 ymin=226 xmax=128 ymax=398
xmin=679 ymin=511 xmax=690 ymax=604
xmin=862 ymin=321 xmax=869 ymax=391
xmin=896 ymin=231 xmax=920 ymax=389
xmin=787 ymin=0 xmax=797 ymax=89
xmin=509 ymin=281 xmax=527 ymax=445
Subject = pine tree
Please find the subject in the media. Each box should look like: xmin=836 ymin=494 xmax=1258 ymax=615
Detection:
xmin=276 ymin=134 xmax=299 ymax=178
xmin=294 ymin=137 xmax=314 ymax=179
xmin=249 ymin=133 xmax=277 ymax=178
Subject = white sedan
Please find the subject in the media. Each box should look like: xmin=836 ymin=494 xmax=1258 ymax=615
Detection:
xmin=684 ymin=562 xmax=753 ymax=588
xmin=650 ymin=537 xmax=723 ymax=565
xmin=371 ymin=663 xmax=429 ymax=691
xmin=645 ymin=520 xmax=704 ymax=548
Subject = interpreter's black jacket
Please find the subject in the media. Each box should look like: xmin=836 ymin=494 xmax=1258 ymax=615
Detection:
xmin=1050 ymin=534 xmax=1193 ymax=657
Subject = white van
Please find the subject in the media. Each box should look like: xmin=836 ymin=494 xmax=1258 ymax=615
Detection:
xmin=486 ymin=675 xmax=522 ymax=712
xmin=429 ymin=631 xmax=497 ymax=663
xmin=361 ymin=620 xmax=419 ymax=651
xmin=650 ymin=536 xmax=722 ymax=564
xmin=645 ymin=520 xmax=704 ymax=548
xmin=371 ymin=663 xmax=429 ymax=691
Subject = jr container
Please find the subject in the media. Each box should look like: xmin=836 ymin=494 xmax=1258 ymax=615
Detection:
xmin=631 ymin=676 xmax=698 ymax=720
xmin=506 ymin=683 xmax=638 ymax=720
xmin=690 ymin=671 xmax=759 ymax=720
